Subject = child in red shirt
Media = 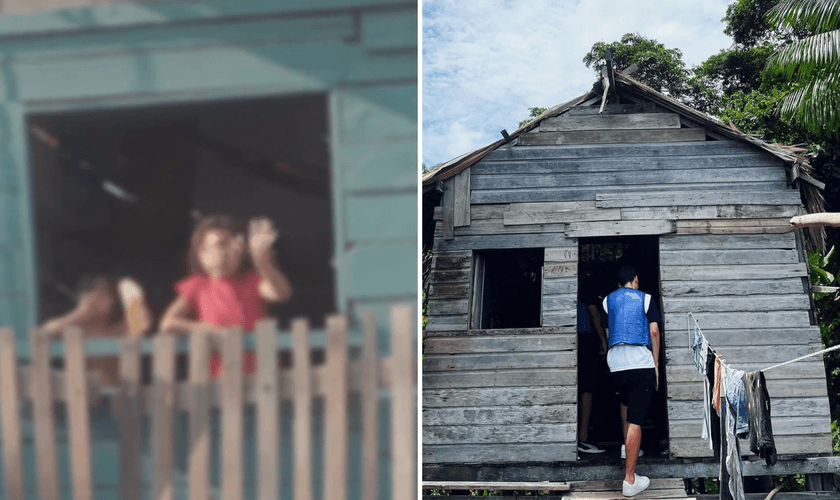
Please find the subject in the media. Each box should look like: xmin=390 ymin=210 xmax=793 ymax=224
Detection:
xmin=160 ymin=214 xmax=292 ymax=377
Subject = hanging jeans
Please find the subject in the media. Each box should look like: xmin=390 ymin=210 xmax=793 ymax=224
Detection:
xmin=719 ymin=370 xmax=745 ymax=500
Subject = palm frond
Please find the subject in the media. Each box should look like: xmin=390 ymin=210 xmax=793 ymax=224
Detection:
xmin=778 ymin=71 xmax=840 ymax=133
xmin=768 ymin=0 xmax=840 ymax=33
xmin=765 ymin=29 xmax=840 ymax=79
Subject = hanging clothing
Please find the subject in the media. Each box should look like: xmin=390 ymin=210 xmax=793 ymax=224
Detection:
xmin=724 ymin=367 xmax=749 ymax=438
xmin=706 ymin=350 xmax=721 ymax=458
xmin=713 ymin=354 xmax=723 ymax=414
xmin=691 ymin=328 xmax=713 ymax=444
xmin=719 ymin=368 xmax=746 ymax=500
xmin=745 ymin=371 xmax=777 ymax=466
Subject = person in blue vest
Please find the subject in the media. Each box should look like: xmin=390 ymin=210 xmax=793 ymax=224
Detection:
xmin=602 ymin=265 xmax=661 ymax=497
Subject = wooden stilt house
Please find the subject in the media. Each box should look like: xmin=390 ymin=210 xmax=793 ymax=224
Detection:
xmin=421 ymin=69 xmax=838 ymax=482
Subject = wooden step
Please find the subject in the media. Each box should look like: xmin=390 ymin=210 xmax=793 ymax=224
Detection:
xmin=564 ymin=478 xmax=688 ymax=500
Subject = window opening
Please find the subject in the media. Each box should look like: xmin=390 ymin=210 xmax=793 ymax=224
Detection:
xmin=472 ymin=248 xmax=543 ymax=330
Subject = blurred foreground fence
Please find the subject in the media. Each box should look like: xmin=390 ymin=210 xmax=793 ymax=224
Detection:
xmin=0 ymin=306 xmax=416 ymax=500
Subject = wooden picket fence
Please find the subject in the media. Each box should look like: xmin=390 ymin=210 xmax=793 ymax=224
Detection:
xmin=0 ymin=306 xmax=416 ymax=500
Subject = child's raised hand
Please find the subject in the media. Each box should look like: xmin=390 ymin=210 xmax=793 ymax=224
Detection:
xmin=248 ymin=217 xmax=278 ymax=259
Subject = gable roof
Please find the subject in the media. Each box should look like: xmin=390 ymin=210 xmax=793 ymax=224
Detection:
xmin=422 ymin=70 xmax=826 ymax=249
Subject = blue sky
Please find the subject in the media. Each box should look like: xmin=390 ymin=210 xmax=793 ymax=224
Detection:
xmin=422 ymin=0 xmax=737 ymax=169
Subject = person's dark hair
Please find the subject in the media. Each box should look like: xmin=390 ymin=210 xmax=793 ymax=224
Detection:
xmin=76 ymin=274 xmax=122 ymax=325
xmin=617 ymin=265 xmax=637 ymax=286
xmin=187 ymin=213 xmax=252 ymax=274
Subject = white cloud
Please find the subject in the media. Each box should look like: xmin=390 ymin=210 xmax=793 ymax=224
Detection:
xmin=422 ymin=0 xmax=735 ymax=168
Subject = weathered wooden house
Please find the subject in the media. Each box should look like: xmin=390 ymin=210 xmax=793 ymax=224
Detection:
xmin=421 ymin=69 xmax=838 ymax=483
xmin=0 ymin=1 xmax=416 ymax=498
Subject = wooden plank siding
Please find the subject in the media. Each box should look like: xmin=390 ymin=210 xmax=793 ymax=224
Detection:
xmin=424 ymin=105 xmax=831 ymax=467
xmin=660 ymin=232 xmax=832 ymax=457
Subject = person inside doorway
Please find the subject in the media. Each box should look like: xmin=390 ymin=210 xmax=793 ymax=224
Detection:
xmin=577 ymin=284 xmax=608 ymax=454
xmin=602 ymin=265 xmax=661 ymax=497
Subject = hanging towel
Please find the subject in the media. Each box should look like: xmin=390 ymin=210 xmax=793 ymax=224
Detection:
xmin=745 ymin=371 xmax=777 ymax=466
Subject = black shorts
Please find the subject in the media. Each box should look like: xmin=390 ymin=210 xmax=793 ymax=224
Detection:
xmin=611 ymin=368 xmax=655 ymax=426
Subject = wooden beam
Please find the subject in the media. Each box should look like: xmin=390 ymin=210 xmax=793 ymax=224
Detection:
xmin=791 ymin=213 xmax=840 ymax=228
xmin=443 ymin=178 xmax=455 ymax=239
xmin=422 ymin=481 xmax=570 ymax=492
xmin=605 ymin=49 xmax=619 ymax=104
xmin=518 ymin=127 xmax=706 ymax=145
xmin=566 ymin=220 xmax=675 ymax=237
xmin=540 ymin=113 xmax=680 ymax=131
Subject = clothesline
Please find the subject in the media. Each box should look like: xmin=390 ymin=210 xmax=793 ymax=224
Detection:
xmin=686 ymin=312 xmax=840 ymax=372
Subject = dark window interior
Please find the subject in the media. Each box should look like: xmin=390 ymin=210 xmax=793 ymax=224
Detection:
xmin=474 ymin=248 xmax=543 ymax=329
xmin=577 ymin=235 xmax=669 ymax=453
xmin=29 ymin=94 xmax=336 ymax=331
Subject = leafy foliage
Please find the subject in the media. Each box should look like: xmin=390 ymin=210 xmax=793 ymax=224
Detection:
xmin=807 ymin=245 xmax=840 ymax=428
xmin=518 ymin=107 xmax=548 ymax=127
xmin=764 ymin=0 xmax=840 ymax=135
xmin=583 ymin=33 xmax=689 ymax=98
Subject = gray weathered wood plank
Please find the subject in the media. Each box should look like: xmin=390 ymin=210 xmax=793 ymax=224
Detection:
xmin=434 ymin=233 xmax=575 ymax=252
xmin=660 ymin=233 xmax=797 ymax=250
xmin=544 ymin=263 xmax=577 ymax=279
xmin=473 ymin=155 xmax=783 ymax=176
xmin=436 ymin=218 xmax=567 ymax=236
xmin=565 ymin=220 xmax=675 ymax=237
xmin=0 ymin=329 xmax=24 ymax=500
xmin=428 ymin=282 xmax=470 ymax=299
xmin=424 ymin=333 xmax=575 ymax=354
xmin=424 ymin=327 xmax=576 ymax=338
xmin=660 ymin=263 xmax=807 ymax=281
xmin=423 ymin=443 xmax=577 ymax=464
xmin=669 ymin=434 xmax=832 ymax=458
xmin=188 ymin=330 xmax=212 ymax=500
xmin=667 ymin=361 xmax=826 ymax=384
xmin=542 ymin=310 xmax=577 ymax=327
xmin=423 ymin=386 xmax=577 ymax=408
xmin=664 ymin=310 xmax=811 ymax=330
xmin=597 ymin=190 xmax=802 ymax=208
xmin=664 ymin=326 xmax=820 ymax=348
xmin=325 ymin=315 xmax=348 ymax=500
xmin=423 ymin=368 xmax=577 ymax=389
xmin=545 ymin=247 xmax=579 ymax=263
xmin=624 ymin=205 xmax=801 ymax=221
xmin=667 ymin=378 xmax=828 ymax=401
xmin=256 ymin=320 xmax=280 ymax=500
xmin=519 ymin=127 xmax=706 ymax=145
xmin=64 ymin=326 xmax=94 ymax=500
xmin=424 ymin=314 xmax=469 ymax=332
xmin=542 ymin=295 xmax=577 ymax=312
xmin=472 ymin=166 xmax=785 ymax=190
xmin=472 ymin=182 xmax=787 ymax=204
xmin=443 ymin=176 xmax=455 ymax=240
xmin=424 ymin=423 xmax=576 ymax=445
xmin=454 ymin=168 xmax=471 ymax=227
xmin=292 ymin=319 xmax=313 ymax=500
xmin=663 ymin=294 xmax=810 ymax=313
xmin=483 ymin=140 xmax=758 ymax=162
xmin=427 ymin=299 xmax=470 ymax=316
xmin=666 ymin=344 xmax=814 ymax=366
xmin=567 ymin=103 xmax=657 ymax=116
xmin=423 ymin=352 xmax=576 ymax=372
xmin=422 ymin=480 xmax=570 ymax=491
xmin=542 ymin=113 xmax=681 ymax=132
xmin=432 ymin=251 xmax=472 ymax=270
xmin=660 ymin=248 xmax=799 ymax=266
xmin=662 ymin=279 xmax=806 ymax=297
xmin=430 ymin=269 xmax=470 ymax=283
xmin=543 ymin=278 xmax=578 ymax=295
xmin=505 ymin=207 xmax=621 ymax=225
xmin=668 ymin=397 xmax=829 ymax=421
xmin=423 ymin=405 xmax=576 ymax=426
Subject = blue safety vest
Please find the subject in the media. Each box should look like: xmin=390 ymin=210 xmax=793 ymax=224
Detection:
xmin=606 ymin=287 xmax=651 ymax=350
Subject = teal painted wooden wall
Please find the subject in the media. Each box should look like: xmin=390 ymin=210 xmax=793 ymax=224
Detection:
xmin=0 ymin=1 xmax=417 ymax=498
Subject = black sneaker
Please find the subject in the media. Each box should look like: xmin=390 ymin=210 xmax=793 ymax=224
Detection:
xmin=578 ymin=440 xmax=606 ymax=454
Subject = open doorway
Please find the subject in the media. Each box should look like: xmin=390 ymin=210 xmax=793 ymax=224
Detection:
xmin=577 ymin=235 xmax=669 ymax=457
xmin=29 ymin=94 xmax=336 ymax=331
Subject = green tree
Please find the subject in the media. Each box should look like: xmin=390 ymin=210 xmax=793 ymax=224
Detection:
xmin=518 ymin=106 xmax=547 ymax=127
xmin=583 ymin=33 xmax=689 ymax=98
xmin=763 ymin=0 xmax=840 ymax=135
